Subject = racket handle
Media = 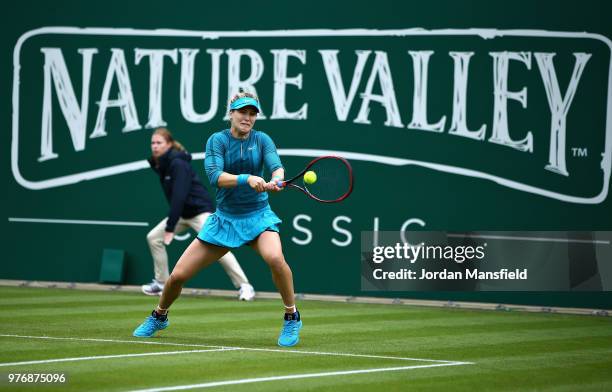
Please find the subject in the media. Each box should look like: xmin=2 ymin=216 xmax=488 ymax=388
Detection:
xmin=276 ymin=180 xmax=286 ymax=188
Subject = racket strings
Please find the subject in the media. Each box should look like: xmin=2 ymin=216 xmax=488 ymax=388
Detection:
xmin=303 ymin=158 xmax=351 ymax=201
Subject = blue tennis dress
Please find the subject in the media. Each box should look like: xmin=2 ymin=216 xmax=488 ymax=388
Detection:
xmin=197 ymin=129 xmax=283 ymax=248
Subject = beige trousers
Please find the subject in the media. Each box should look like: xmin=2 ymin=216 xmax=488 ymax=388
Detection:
xmin=146 ymin=212 xmax=249 ymax=287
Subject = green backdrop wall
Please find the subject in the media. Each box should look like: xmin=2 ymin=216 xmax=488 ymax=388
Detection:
xmin=2 ymin=0 xmax=611 ymax=309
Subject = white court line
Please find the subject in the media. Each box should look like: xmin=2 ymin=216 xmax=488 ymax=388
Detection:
xmin=128 ymin=362 xmax=471 ymax=392
xmin=0 ymin=348 xmax=239 ymax=367
xmin=8 ymin=217 xmax=149 ymax=227
xmin=0 ymin=334 xmax=472 ymax=364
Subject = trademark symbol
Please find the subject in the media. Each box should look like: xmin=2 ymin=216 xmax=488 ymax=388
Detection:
xmin=571 ymin=147 xmax=588 ymax=157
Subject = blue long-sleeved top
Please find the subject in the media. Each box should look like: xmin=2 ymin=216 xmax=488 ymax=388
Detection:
xmin=204 ymin=129 xmax=283 ymax=214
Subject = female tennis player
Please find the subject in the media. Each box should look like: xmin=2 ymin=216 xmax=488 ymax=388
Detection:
xmin=133 ymin=92 xmax=302 ymax=347
xmin=141 ymin=127 xmax=255 ymax=301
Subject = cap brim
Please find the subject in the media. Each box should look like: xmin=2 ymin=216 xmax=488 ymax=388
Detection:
xmin=232 ymin=103 xmax=260 ymax=112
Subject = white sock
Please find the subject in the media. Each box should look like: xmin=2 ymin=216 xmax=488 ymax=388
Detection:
xmin=284 ymin=304 xmax=296 ymax=313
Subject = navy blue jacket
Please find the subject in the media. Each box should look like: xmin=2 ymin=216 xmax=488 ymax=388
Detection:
xmin=149 ymin=148 xmax=214 ymax=232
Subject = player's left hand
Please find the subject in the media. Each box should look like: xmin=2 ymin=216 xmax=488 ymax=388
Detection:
xmin=265 ymin=180 xmax=284 ymax=192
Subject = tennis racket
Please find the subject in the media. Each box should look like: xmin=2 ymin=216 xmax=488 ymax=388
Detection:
xmin=277 ymin=156 xmax=354 ymax=203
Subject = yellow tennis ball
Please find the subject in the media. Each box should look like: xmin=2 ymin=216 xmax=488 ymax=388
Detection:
xmin=304 ymin=171 xmax=317 ymax=185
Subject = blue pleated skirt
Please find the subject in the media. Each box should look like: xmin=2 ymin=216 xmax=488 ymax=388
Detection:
xmin=197 ymin=205 xmax=282 ymax=248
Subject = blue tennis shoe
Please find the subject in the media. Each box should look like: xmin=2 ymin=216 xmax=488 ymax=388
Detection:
xmin=133 ymin=311 xmax=169 ymax=338
xmin=278 ymin=311 xmax=302 ymax=347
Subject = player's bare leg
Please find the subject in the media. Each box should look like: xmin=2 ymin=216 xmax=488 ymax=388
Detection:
xmin=250 ymin=231 xmax=302 ymax=346
xmin=133 ymin=239 xmax=228 ymax=337
xmin=250 ymin=231 xmax=295 ymax=307
xmin=158 ymin=240 xmax=228 ymax=311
